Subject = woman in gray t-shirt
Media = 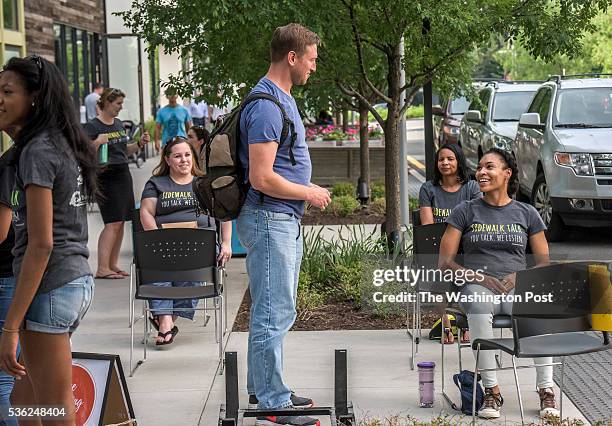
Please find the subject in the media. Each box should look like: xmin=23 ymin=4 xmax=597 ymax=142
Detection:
xmin=439 ymin=148 xmax=557 ymax=420
xmin=418 ymin=143 xmax=480 ymax=344
xmin=140 ymin=137 xmax=232 ymax=345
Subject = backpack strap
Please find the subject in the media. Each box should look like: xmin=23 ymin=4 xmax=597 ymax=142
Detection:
xmin=449 ymin=374 xmax=462 ymax=411
xmin=242 ymin=92 xmax=296 ymax=166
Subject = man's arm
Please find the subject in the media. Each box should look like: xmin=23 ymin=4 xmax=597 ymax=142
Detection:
xmin=154 ymin=123 xmax=162 ymax=152
xmin=249 ymin=142 xmax=330 ymax=208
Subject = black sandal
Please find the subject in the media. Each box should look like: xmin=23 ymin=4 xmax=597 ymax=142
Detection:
xmin=155 ymin=326 xmax=179 ymax=346
xmin=148 ymin=316 xmax=160 ymax=331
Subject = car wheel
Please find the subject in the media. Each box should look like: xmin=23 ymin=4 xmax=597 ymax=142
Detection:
xmin=532 ymin=173 xmax=565 ymax=242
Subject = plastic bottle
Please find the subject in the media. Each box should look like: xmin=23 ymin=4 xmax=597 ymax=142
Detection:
xmin=99 ymin=143 xmax=108 ymax=165
xmin=417 ymin=361 xmax=435 ymax=407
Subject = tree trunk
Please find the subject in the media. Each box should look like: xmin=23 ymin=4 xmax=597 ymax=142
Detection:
xmin=383 ymin=45 xmax=402 ymax=247
xmin=359 ymin=100 xmax=370 ymax=201
xmin=342 ymin=108 xmax=349 ymax=133
xmin=334 ymin=109 xmax=342 ymax=128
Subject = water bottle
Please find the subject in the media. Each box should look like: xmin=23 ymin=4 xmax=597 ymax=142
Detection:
xmin=417 ymin=361 xmax=435 ymax=407
xmin=98 ymin=143 xmax=108 ymax=165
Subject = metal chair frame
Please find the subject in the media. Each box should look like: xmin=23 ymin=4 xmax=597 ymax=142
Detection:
xmin=128 ymin=228 xmax=228 ymax=377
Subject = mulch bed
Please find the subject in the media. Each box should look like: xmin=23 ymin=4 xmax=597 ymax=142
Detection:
xmin=232 ymin=290 xmax=440 ymax=332
xmin=301 ymin=207 xmax=385 ymax=226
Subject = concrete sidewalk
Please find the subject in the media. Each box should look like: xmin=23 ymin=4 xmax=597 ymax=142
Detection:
xmin=71 ymin=154 xmax=589 ymax=425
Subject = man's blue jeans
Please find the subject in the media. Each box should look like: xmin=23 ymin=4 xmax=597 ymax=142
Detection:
xmin=0 ymin=276 xmax=18 ymax=426
xmin=237 ymin=206 xmax=302 ymax=409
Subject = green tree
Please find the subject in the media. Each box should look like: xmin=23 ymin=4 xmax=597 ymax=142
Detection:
xmin=120 ymin=0 xmax=612 ymax=240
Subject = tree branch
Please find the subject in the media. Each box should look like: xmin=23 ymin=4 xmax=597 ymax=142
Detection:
xmin=337 ymin=79 xmax=384 ymax=126
xmin=341 ymin=0 xmax=392 ymax=104
xmin=399 ymin=85 xmax=422 ymax=118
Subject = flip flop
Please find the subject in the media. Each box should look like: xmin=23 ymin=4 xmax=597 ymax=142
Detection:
xmin=156 ymin=326 xmax=179 ymax=346
xmin=148 ymin=316 xmax=160 ymax=331
xmin=113 ymin=270 xmax=130 ymax=277
xmin=95 ymin=273 xmax=124 ymax=280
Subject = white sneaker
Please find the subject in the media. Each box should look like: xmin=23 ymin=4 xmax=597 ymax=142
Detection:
xmin=539 ymin=387 xmax=560 ymax=418
xmin=479 ymin=388 xmax=503 ymax=419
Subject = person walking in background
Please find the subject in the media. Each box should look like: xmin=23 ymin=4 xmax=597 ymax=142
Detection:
xmin=186 ymin=125 xmax=210 ymax=169
xmin=236 ymin=23 xmax=330 ymax=426
xmin=84 ymin=82 xmax=103 ymax=122
xmin=0 ymin=147 xmax=18 ymax=426
xmin=439 ymin=148 xmax=558 ymax=419
xmin=189 ymin=96 xmax=209 ymax=127
xmin=140 ymin=136 xmax=232 ymax=345
xmin=84 ymin=88 xmax=150 ymax=280
xmin=0 ymin=55 xmax=97 ymax=424
xmin=418 ymin=143 xmax=480 ymax=344
xmin=155 ymin=88 xmax=192 ymax=152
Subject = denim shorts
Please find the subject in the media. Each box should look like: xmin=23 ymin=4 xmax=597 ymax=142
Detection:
xmin=24 ymin=275 xmax=94 ymax=334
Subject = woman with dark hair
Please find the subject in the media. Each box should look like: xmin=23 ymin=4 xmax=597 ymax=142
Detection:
xmin=84 ymin=88 xmax=149 ymax=279
xmin=140 ymin=137 xmax=232 ymax=345
xmin=0 ymin=55 xmax=97 ymax=422
xmin=186 ymin=125 xmax=210 ymax=169
xmin=439 ymin=148 xmax=557 ymax=419
xmin=418 ymin=143 xmax=480 ymax=343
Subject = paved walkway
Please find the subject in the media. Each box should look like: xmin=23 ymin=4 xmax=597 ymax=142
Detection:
xmin=71 ymin=153 xmax=590 ymax=425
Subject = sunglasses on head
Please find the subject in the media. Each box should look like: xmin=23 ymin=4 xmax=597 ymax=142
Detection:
xmin=25 ymin=54 xmax=43 ymax=70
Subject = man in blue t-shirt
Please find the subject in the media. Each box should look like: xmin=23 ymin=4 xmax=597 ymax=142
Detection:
xmin=154 ymin=89 xmax=192 ymax=151
xmin=236 ymin=24 xmax=331 ymax=426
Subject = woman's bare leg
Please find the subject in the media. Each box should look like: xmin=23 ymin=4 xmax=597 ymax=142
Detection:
xmin=12 ymin=330 xmax=75 ymax=425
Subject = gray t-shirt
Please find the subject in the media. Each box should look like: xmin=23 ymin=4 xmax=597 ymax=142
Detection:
xmin=84 ymin=92 xmax=100 ymax=122
xmin=83 ymin=118 xmax=130 ymax=165
xmin=418 ymin=180 xmax=481 ymax=223
xmin=12 ymin=132 xmax=91 ymax=294
xmin=446 ymin=198 xmax=546 ymax=278
xmin=141 ymin=175 xmax=215 ymax=230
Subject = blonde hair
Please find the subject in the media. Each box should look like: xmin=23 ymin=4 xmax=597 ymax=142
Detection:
xmin=97 ymin=87 xmax=125 ymax=110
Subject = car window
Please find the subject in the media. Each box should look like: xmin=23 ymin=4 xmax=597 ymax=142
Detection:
xmin=449 ymin=96 xmax=470 ymax=115
xmin=478 ymin=89 xmax=491 ymax=116
xmin=491 ymin=91 xmax=537 ymax=121
xmin=527 ymin=89 xmax=546 ymax=114
xmin=554 ymin=87 xmax=612 ymax=127
xmin=537 ymin=88 xmax=553 ymax=123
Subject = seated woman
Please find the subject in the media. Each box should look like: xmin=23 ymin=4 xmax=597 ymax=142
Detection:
xmin=418 ymin=143 xmax=480 ymax=344
xmin=439 ymin=148 xmax=557 ymax=419
xmin=140 ymin=136 xmax=232 ymax=345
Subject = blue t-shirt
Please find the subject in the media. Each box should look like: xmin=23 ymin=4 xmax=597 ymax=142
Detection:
xmin=239 ymin=77 xmax=312 ymax=218
xmin=156 ymin=105 xmax=191 ymax=146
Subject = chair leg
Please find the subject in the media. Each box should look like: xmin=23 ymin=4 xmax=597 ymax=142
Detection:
xmin=472 ymin=345 xmax=480 ymax=425
xmin=143 ymin=301 xmax=148 ymax=362
xmin=224 ymin=281 xmax=228 ymax=334
xmin=511 ymin=356 xmax=525 ymax=425
xmin=129 ymin=292 xmax=135 ymax=376
xmin=457 ymin=327 xmax=463 ymax=371
xmin=129 ymin=263 xmax=134 ymax=328
xmin=560 ymin=356 xmax=565 ymax=421
xmin=218 ymin=295 xmax=224 ymax=375
xmin=214 ymin=296 xmax=220 ymax=344
xmin=496 ymin=328 xmax=504 ymax=368
xmin=201 ymin=299 xmax=210 ymax=327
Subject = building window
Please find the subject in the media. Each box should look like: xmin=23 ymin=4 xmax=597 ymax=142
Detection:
xmin=53 ymin=23 xmax=101 ymax=111
xmin=3 ymin=44 xmax=20 ymax=62
xmin=3 ymin=0 xmax=19 ymax=31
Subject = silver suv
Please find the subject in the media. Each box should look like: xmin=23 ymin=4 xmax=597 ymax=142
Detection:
xmin=459 ymin=81 xmax=541 ymax=173
xmin=513 ymin=76 xmax=612 ymax=241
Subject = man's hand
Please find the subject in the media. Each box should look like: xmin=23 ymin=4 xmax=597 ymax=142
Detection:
xmin=306 ymin=184 xmax=331 ymax=210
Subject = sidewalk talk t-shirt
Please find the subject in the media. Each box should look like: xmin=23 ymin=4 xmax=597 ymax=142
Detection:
xmin=12 ymin=132 xmax=91 ymax=293
xmin=418 ymin=180 xmax=481 ymax=223
xmin=446 ymin=198 xmax=546 ymax=279
xmin=0 ymin=147 xmax=16 ymax=278
xmin=83 ymin=118 xmax=130 ymax=165
xmin=141 ymin=175 xmax=214 ymax=229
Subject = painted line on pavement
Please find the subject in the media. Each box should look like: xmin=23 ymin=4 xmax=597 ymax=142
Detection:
xmin=406 ymin=154 xmax=425 ymax=170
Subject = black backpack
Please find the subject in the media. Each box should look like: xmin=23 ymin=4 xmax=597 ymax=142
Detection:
xmin=193 ymin=93 xmax=296 ymax=221
xmin=452 ymin=370 xmax=485 ymax=415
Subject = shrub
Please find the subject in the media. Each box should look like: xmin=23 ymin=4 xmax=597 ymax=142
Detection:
xmin=372 ymin=197 xmax=386 ymax=215
xmin=409 ymin=196 xmax=419 ymax=211
xmin=371 ymin=181 xmax=385 ymax=201
xmin=330 ymin=195 xmax=360 ymax=217
xmin=332 ymin=182 xmax=355 ymax=198
xmin=406 ymin=105 xmax=424 ymax=118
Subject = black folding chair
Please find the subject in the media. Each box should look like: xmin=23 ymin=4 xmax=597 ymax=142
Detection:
xmin=470 ymin=262 xmax=611 ymax=424
xmin=129 ymin=228 xmax=226 ymax=376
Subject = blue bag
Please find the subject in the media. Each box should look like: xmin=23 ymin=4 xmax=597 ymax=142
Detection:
xmin=452 ymin=370 xmax=485 ymax=415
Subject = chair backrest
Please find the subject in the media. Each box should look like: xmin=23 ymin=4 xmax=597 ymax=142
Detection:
xmin=512 ymin=262 xmax=596 ymax=344
xmin=413 ymin=222 xmax=447 ymax=269
xmin=134 ymin=228 xmax=217 ymax=285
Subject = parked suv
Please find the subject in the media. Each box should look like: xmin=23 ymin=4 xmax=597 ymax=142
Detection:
xmin=459 ymin=81 xmax=541 ymax=173
xmin=432 ymin=95 xmax=470 ymax=148
xmin=513 ymin=75 xmax=612 ymax=241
